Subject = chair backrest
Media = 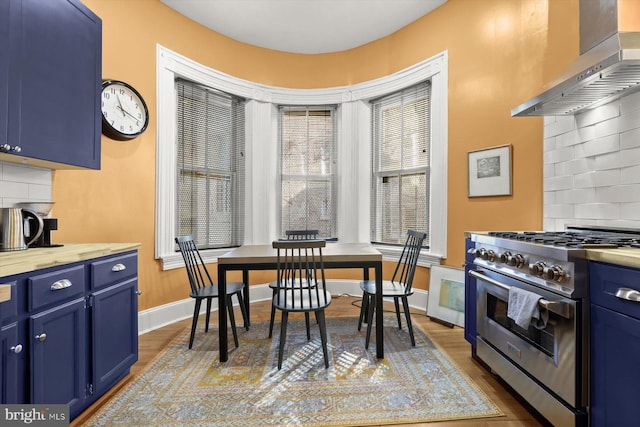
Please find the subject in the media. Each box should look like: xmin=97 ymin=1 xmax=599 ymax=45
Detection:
xmin=272 ymin=239 xmax=327 ymax=309
xmin=391 ymin=230 xmax=427 ymax=293
xmin=175 ymin=235 xmax=213 ymax=293
xmin=285 ymin=229 xmax=320 ymax=240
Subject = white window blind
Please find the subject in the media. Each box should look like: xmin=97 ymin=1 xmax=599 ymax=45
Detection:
xmin=176 ymin=79 xmax=245 ymax=249
xmin=371 ymin=81 xmax=431 ymax=246
xmin=278 ymin=106 xmax=337 ymax=239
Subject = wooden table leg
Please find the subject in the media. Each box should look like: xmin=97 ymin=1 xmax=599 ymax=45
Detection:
xmin=243 ymin=269 xmax=250 ymax=328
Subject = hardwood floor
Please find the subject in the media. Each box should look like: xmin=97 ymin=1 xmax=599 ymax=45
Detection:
xmin=73 ymin=296 xmax=545 ymax=426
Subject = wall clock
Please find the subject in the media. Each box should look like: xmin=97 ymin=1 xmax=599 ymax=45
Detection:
xmin=101 ymin=80 xmax=149 ymax=140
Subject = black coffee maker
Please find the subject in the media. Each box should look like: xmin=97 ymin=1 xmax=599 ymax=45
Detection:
xmin=16 ymin=202 xmax=63 ymax=248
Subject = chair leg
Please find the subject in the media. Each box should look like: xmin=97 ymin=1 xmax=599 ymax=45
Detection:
xmin=401 ymin=296 xmax=416 ymax=346
xmin=305 ymin=312 xmax=311 ymax=340
xmin=268 ymin=289 xmax=277 ymax=338
xmin=365 ymin=294 xmax=375 ymax=350
xmin=278 ymin=311 xmax=289 ymax=370
xmin=189 ymin=299 xmax=202 ymax=349
xmin=236 ymin=291 xmax=249 ymax=331
xmin=205 ymin=297 xmax=212 ymax=333
xmin=316 ymin=309 xmax=329 ymax=369
xmin=358 ymin=291 xmax=368 ymax=331
xmin=394 ymin=297 xmax=402 ymax=329
xmin=227 ymin=295 xmax=239 ymax=348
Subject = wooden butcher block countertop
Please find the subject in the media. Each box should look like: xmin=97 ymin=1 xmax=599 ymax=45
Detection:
xmin=586 ymin=247 xmax=640 ymax=270
xmin=0 ymin=243 xmax=141 ymax=278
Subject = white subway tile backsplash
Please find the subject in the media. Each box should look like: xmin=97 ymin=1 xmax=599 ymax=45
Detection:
xmin=595 ymin=184 xmax=640 ymax=203
xmin=621 ymin=90 xmax=640 ymax=115
xmin=582 ymin=134 xmax=619 ymax=157
xmin=545 ymin=175 xmax=574 ymax=191
xmin=555 ymin=130 xmax=582 ymax=148
xmin=576 ymin=103 xmax=619 ymax=128
xmin=545 ymin=146 xmax=575 ymax=164
xmin=595 ymin=147 xmax=640 ymax=170
xmin=543 ymin=93 xmax=640 ymax=229
xmin=555 ymin=188 xmax=596 ymax=204
xmin=575 ymin=203 xmax=620 ymax=220
xmin=620 ymin=203 xmax=640 ymax=221
xmin=621 ymin=165 xmax=640 ymax=184
xmin=544 ymin=115 xmax=575 ymax=138
xmin=543 ymin=136 xmax=556 ymax=152
xmin=0 ymin=161 xmax=52 ymax=208
xmin=621 ymin=127 xmax=640 ymax=150
xmin=555 ymin=158 xmax=595 ymax=175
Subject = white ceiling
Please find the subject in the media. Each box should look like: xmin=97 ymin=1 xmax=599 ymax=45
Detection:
xmin=160 ymin=0 xmax=447 ymax=54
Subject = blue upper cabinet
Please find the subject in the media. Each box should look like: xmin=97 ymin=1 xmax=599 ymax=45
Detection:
xmin=1 ymin=0 xmax=102 ymax=170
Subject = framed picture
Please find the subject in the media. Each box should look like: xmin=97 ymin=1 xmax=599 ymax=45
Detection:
xmin=468 ymin=144 xmax=512 ymax=197
xmin=427 ymin=265 xmax=465 ymax=327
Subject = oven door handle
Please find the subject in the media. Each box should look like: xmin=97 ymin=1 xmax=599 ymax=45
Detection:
xmin=469 ymin=270 xmax=573 ymax=319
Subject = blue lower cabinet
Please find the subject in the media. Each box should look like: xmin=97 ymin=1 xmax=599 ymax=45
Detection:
xmin=590 ymin=261 xmax=640 ymax=427
xmin=464 ymin=238 xmax=476 ymax=346
xmin=30 ymin=298 xmax=87 ymax=418
xmin=0 ymin=250 xmax=138 ymax=420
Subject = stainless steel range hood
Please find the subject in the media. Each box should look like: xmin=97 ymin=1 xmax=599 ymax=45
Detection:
xmin=512 ymin=0 xmax=640 ymax=117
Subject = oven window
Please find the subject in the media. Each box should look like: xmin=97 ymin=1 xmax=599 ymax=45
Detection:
xmin=487 ymin=293 xmax=555 ymax=357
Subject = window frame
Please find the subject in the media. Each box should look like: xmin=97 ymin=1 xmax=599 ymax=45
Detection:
xmin=156 ymin=45 xmax=447 ymax=270
xmin=277 ymin=105 xmax=338 ymax=239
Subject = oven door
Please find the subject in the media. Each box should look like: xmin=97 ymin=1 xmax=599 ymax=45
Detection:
xmin=472 ymin=266 xmax=581 ymax=407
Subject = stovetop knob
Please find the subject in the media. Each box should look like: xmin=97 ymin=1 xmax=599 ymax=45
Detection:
xmin=543 ymin=264 xmax=566 ymax=282
xmin=507 ymin=253 xmax=525 ymax=268
xmin=482 ymin=249 xmax=496 ymax=261
xmin=529 ymin=261 xmax=547 ymax=276
xmin=500 ymin=251 xmax=511 ymax=263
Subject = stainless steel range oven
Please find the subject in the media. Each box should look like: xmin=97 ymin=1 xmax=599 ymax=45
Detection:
xmin=468 ymin=226 xmax=640 ymax=426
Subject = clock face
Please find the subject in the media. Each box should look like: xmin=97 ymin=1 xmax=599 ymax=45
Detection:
xmin=101 ymin=80 xmax=149 ymax=140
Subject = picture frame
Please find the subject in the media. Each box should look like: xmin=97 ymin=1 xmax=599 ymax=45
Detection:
xmin=468 ymin=144 xmax=512 ymax=197
xmin=427 ymin=265 xmax=465 ymax=327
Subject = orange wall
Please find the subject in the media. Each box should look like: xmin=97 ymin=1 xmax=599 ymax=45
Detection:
xmin=52 ymin=0 xmax=579 ymax=310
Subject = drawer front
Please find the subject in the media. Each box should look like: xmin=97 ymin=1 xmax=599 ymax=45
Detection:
xmin=0 ymin=282 xmax=17 ymax=325
xmin=90 ymin=252 xmax=138 ymax=290
xmin=590 ymin=261 xmax=640 ymax=319
xmin=29 ymin=266 xmax=86 ymax=311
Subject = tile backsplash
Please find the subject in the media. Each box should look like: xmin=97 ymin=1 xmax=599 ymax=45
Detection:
xmin=0 ymin=162 xmax=52 ymax=208
xmin=544 ymin=90 xmax=640 ymax=231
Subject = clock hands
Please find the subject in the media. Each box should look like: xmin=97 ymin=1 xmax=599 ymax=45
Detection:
xmin=115 ymin=95 xmax=140 ymax=123
xmin=115 ymin=95 xmax=126 ymax=118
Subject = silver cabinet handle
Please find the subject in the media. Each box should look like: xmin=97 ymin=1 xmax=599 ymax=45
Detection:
xmin=10 ymin=344 xmax=22 ymax=354
xmin=50 ymin=279 xmax=72 ymax=290
xmin=111 ymin=263 xmax=126 ymax=272
xmin=615 ymin=288 xmax=640 ymax=302
xmin=35 ymin=333 xmax=47 ymax=342
xmin=136 ymin=290 xmax=142 ymax=295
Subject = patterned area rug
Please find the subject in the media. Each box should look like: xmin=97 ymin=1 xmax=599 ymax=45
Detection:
xmin=84 ymin=316 xmax=503 ymax=426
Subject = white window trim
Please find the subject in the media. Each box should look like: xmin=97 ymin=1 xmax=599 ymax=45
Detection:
xmin=156 ymin=44 xmax=447 ymax=270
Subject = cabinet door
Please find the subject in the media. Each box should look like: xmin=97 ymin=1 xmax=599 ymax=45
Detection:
xmin=91 ymin=278 xmax=138 ymax=395
xmin=6 ymin=0 xmax=101 ymax=169
xmin=590 ymin=304 xmax=640 ymax=427
xmin=0 ymin=323 xmax=20 ymax=404
xmin=464 ymin=238 xmax=476 ymax=346
xmin=30 ymin=298 xmax=86 ymax=418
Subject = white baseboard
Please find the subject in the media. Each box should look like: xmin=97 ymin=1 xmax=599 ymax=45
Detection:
xmin=137 ymin=280 xmax=429 ymax=335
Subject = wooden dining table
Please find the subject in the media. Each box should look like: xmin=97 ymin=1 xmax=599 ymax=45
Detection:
xmin=216 ymin=242 xmax=384 ymax=362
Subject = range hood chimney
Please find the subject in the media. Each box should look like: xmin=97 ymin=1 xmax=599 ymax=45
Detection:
xmin=512 ymin=0 xmax=640 ymax=117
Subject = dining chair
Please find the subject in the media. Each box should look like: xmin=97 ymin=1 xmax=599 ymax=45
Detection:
xmin=271 ymin=239 xmax=331 ymax=369
xmin=175 ymin=235 xmax=248 ymax=349
xmin=268 ymin=229 xmax=319 ymax=338
xmin=358 ymin=229 xmax=427 ymax=348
